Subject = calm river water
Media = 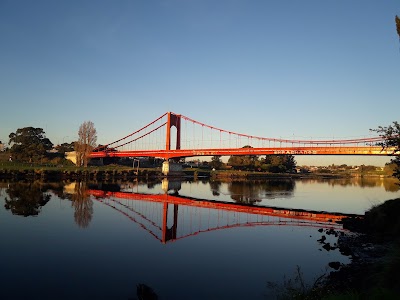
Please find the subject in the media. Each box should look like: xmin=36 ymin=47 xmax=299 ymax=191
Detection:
xmin=0 ymin=177 xmax=399 ymax=300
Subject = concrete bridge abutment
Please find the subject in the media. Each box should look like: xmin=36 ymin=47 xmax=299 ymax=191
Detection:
xmin=162 ymin=161 xmax=183 ymax=176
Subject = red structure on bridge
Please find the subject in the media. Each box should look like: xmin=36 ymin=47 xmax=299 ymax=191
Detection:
xmin=90 ymin=112 xmax=391 ymax=160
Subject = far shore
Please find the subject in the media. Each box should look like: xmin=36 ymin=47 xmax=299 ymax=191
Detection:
xmin=0 ymin=162 xmax=393 ymax=181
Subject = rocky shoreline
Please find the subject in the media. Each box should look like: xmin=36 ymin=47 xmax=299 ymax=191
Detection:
xmin=321 ymin=200 xmax=400 ymax=298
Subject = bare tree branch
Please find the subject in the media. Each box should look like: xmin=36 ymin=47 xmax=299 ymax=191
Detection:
xmin=75 ymin=121 xmax=97 ymax=167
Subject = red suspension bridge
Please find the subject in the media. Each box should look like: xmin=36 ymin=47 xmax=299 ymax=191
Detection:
xmin=90 ymin=112 xmax=392 ymax=160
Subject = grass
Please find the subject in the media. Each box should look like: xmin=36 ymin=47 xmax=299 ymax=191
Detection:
xmin=267 ymin=266 xmax=327 ymax=300
xmin=363 ymin=199 xmax=400 ymax=240
xmin=0 ymin=161 xmax=165 ymax=178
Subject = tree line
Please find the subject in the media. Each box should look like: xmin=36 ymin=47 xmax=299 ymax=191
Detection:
xmin=3 ymin=119 xmax=400 ymax=179
xmin=208 ymin=147 xmax=296 ymax=173
xmin=4 ymin=121 xmax=97 ymax=167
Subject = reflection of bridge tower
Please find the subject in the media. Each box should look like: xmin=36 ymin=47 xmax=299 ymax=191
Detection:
xmin=162 ymin=202 xmax=178 ymax=244
xmin=161 ymin=178 xmax=181 ymax=243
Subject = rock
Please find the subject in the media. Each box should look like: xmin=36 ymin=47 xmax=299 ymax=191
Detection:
xmin=323 ymin=243 xmax=332 ymax=251
xmin=328 ymin=261 xmax=342 ymax=270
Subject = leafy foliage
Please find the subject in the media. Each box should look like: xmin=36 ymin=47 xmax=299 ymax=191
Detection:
xmin=227 ymin=145 xmax=297 ymax=173
xmin=364 ymin=198 xmax=400 ymax=241
xmin=396 ymin=15 xmax=400 ymax=39
xmin=209 ymin=155 xmax=223 ymax=169
xmin=56 ymin=142 xmax=75 ymax=154
xmin=228 ymin=145 xmax=261 ymax=171
xmin=371 ymin=121 xmax=400 ymax=181
xmin=8 ymin=127 xmax=53 ymax=162
xmin=264 ymin=154 xmax=297 ymax=173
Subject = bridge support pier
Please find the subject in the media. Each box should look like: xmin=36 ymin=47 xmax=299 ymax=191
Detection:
xmin=162 ymin=178 xmax=182 ymax=193
xmin=162 ymin=161 xmax=183 ymax=177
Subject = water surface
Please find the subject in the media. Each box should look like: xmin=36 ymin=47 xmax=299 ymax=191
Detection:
xmin=0 ymin=177 xmax=398 ymax=299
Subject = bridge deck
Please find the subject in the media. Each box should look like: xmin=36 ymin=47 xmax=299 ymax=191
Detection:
xmin=90 ymin=146 xmax=392 ymax=159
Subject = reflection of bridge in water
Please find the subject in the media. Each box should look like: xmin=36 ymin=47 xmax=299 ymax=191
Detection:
xmin=89 ymin=186 xmax=361 ymax=244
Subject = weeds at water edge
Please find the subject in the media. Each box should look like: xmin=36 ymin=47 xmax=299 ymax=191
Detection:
xmin=266 ymin=265 xmax=327 ymax=300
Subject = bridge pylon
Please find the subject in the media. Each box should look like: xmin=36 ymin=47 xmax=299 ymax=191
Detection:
xmin=166 ymin=112 xmax=181 ymax=154
xmin=163 ymin=112 xmax=183 ymax=175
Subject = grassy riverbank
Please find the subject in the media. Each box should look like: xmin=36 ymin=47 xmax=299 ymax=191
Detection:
xmin=0 ymin=161 xmax=393 ymax=181
xmin=0 ymin=161 xmax=163 ymax=180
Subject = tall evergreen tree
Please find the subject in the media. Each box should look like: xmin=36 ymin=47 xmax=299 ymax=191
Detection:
xmin=8 ymin=127 xmax=53 ymax=162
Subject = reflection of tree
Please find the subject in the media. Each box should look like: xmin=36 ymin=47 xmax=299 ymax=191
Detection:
xmin=47 ymin=182 xmax=68 ymax=199
xmin=147 ymin=181 xmax=158 ymax=189
xmin=209 ymin=180 xmax=221 ymax=196
xmin=72 ymin=181 xmax=93 ymax=228
xmin=319 ymin=177 xmax=399 ymax=190
xmin=262 ymin=180 xmax=295 ymax=199
xmin=4 ymin=181 xmax=51 ymax=216
xmin=358 ymin=177 xmax=382 ymax=188
xmin=326 ymin=178 xmax=354 ymax=187
xmin=228 ymin=180 xmax=295 ymax=204
xmin=228 ymin=181 xmax=262 ymax=204
xmin=383 ymin=179 xmax=400 ymax=192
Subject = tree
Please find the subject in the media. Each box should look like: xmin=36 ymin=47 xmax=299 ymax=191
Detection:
xmin=56 ymin=142 xmax=75 ymax=154
xmin=371 ymin=121 xmax=400 ymax=180
xmin=8 ymin=127 xmax=53 ymax=162
xmin=262 ymin=154 xmax=297 ymax=173
xmin=228 ymin=145 xmax=259 ymax=170
xmin=396 ymin=15 xmax=400 ymax=41
xmin=209 ymin=155 xmax=223 ymax=169
xmin=75 ymin=121 xmax=97 ymax=167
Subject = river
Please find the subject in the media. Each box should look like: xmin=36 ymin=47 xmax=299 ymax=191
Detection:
xmin=0 ymin=177 xmax=399 ymax=300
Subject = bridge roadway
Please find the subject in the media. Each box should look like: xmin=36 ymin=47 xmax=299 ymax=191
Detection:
xmin=89 ymin=189 xmax=361 ymax=224
xmin=89 ymin=146 xmax=391 ymax=159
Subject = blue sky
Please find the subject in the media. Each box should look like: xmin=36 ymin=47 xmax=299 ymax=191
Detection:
xmin=1 ymin=0 xmax=399 ymax=165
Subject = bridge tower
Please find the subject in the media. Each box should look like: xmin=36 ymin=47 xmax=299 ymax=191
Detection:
xmin=166 ymin=112 xmax=181 ymax=152
xmin=163 ymin=112 xmax=183 ymax=176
